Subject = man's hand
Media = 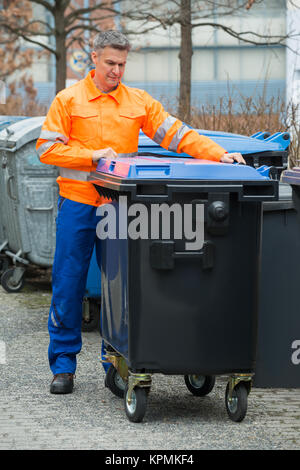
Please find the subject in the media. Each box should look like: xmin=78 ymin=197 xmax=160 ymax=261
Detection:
xmin=92 ymin=147 xmax=118 ymax=162
xmin=220 ymin=152 xmax=246 ymax=165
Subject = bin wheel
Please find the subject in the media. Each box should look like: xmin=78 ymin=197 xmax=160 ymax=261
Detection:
xmin=81 ymin=298 xmax=101 ymax=332
xmin=105 ymin=365 xmax=126 ymax=398
xmin=1 ymin=268 xmax=25 ymax=293
xmin=225 ymin=382 xmax=248 ymax=422
xmin=0 ymin=256 xmax=9 ymax=276
xmin=184 ymin=374 xmax=215 ymax=396
xmin=124 ymin=384 xmax=148 ymax=423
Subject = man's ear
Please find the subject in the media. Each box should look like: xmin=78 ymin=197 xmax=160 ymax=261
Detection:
xmin=91 ymin=51 xmax=97 ymax=65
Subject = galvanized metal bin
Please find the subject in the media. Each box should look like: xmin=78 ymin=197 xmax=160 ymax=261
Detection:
xmin=0 ymin=116 xmax=27 ymax=131
xmin=0 ymin=116 xmax=58 ymax=291
xmin=0 ymin=116 xmax=29 ymax=264
xmin=0 ymin=117 xmax=102 ymax=331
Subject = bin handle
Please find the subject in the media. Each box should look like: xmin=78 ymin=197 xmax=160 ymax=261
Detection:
xmin=6 ymin=175 xmax=17 ymax=201
xmin=26 ymin=205 xmax=54 ymax=211
xmin=150 ymin=241 xmax=214 ymax=270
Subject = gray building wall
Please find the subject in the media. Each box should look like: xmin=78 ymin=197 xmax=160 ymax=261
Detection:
xmin=27 ymin=0 xmax=287 ymax=110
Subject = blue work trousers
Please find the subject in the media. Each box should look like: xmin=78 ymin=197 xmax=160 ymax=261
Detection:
xmin=48 ymin=196 xmax=106 ymax=375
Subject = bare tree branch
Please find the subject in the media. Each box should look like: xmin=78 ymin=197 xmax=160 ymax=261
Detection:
xmin=26 ymin=0 xmax=55 ymax=13
xmin=64 ymin=0 xmax=119 ymax=25
xmin=191 ymin=22 xmax=288 ymax=46
xmin=2 ymin=23 xmax=57 ymax=54
xmin=246 ymin=0 xmax=256 ymax=9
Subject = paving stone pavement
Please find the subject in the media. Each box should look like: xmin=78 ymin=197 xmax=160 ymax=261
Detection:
xmin=0 ymin=282 xmax=299 ymax=451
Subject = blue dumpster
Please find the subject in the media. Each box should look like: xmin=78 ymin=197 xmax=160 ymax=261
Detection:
xmin=89 ymin=155 xmax=278 ymax=423
xmin=85 ymin=248 xmax=101 ymax=299
xmin=138 ymin=129 xmax=289 ymax=179
xmin=82 ymin=248 xmax=101 ymax=332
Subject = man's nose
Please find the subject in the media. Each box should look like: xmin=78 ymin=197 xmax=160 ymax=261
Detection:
xmin=112 ymin=65 xmax=120 ymax=75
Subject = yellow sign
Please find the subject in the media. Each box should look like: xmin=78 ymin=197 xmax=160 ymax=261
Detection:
xmin=69 ymin=51 xmax=88 ymax=72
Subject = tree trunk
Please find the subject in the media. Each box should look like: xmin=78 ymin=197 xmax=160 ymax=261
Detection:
xmin=178 ymin=0 xmax=192 ymax=123
xmin=54 ymin=3 xmax=67 ymax=94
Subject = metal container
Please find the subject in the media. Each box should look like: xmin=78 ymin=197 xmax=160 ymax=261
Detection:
xmin=0 ymin=116 xmax=27 ymax=131
xmin=0 ymin=117 xmax=58 ymax=291
xmin=0 ymin=116 xmax=29 ymax=257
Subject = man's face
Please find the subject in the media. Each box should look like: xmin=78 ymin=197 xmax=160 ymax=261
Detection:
xmin=91 ymin=46 xmax=128 ymax=92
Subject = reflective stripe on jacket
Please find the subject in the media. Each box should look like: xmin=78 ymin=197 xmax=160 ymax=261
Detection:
xmin=36 ymin=70 xmax=226 ymax=206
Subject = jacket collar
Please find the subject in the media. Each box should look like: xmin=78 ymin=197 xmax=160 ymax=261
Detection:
xmin=84 ymin=70 xmax=122 ymax=104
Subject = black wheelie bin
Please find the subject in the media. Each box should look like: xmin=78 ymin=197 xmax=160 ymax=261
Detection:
xmin=282 ymin=167 xmax=300 ymax=216
xmin=89 ymin=155 xmax=278 ymax=423
xmin=253 ymin=181 xmax=300 ymax=387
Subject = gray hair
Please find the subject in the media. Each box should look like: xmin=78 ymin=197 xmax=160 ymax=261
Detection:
xmin=93 ymin=30 xmax=131 ymax=53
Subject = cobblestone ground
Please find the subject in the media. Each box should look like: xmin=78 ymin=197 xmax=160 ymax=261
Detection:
xmin=0 ymin=281 xmax=299 ymax=450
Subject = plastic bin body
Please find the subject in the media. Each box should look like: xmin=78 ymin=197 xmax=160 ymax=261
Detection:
xmin=282 ymin=167 xmax=300 ymax=217
xmin=85 ymin=247 xmax=101 ymax=298
xmin=0 ymin=117 xmax=58 ymax=266
xmin=90 ymin=156 xmax=278 ymax=375
xmin=253 ymin=183 xmax=300 ymax=387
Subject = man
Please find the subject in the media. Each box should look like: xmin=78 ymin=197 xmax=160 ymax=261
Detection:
xmin=36 ymin=30 xmax=245 ymax=394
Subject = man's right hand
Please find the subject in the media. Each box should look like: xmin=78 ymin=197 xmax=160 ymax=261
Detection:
xmin=92 ymin=147 xmax=118 ymax=162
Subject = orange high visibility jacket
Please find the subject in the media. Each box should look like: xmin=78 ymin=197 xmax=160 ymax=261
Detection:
xmin=36 ymin=70 xmax=226 ymax=206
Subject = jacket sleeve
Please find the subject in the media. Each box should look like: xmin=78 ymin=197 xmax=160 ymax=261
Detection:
xmin=141 ymin=91 xmax=225 ymax=162
xmin=36 ymin=94 xmax=94 ymax=170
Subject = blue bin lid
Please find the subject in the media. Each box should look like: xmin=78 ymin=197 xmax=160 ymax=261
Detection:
xmin=96 ymin=155 xmax=270 ymax=181
xmin=138 ymin=129 xmax=290 ymax=156
xmin=281 ymin=167 xmax=300 ymax=185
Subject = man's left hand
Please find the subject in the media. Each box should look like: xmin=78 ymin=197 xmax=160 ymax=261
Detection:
xmin=220 ymin=152 xmax=246 ymax=164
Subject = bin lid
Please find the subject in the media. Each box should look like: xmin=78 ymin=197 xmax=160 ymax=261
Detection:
xmin=138 ymin=129 xmax=290 ymax=156
xmin=0 ymin=115 xmax=28 ymax=131
xmin=262 ymin=183 xmax=293 ymax=212
xmin=281 ymin=167 xmax=300 ymax=185
xmin=0 ymin=116 xmax=45 ymax=150
xmin=278 ymin=183 xmax=292 ymax=200
xmin=91 ymin=155 xmax=278 ymax=202
xmin=96 ymin=155 xmax=270 ymax=181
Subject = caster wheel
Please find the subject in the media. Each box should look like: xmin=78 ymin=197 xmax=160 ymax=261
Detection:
xmin=225 ymin=382 xmax=248 ymax=422
xmin=0 ymin=256 xmax=9 ymax=276
xmin=1 ymin=268 xmax=25 ymax=293
xmin=124 ymin=384 xmax=148 ymax=423
xmin=105 ymin=365 xmax=126 ymax=398
xmin=81 ymin=298 xmax=101 ymax=332
xmin=184 ymin=374 xmax=215 ymax=396
xmin=244 ymin=380 xmax=252 ymax=395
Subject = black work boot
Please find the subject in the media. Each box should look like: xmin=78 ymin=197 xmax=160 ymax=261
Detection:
xmin=50 ymin=373 xmax=74 ymax=394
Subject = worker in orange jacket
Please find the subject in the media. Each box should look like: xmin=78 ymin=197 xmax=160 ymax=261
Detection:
xmin=36 ymin=30 xmax=245 ymax=395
